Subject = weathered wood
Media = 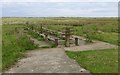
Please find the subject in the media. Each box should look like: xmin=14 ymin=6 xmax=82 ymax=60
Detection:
xmin=75 ymin=37 xmax=79 ymax=46
xmin=40 ymin=25 xmax=43 ymax=34
xmin=65 ymin=27 xmax=71 ymax=47
xmin=55 ymin=38 xmax=58 ymax=46
xmin=45 ymin=34 xmax=48 ymax=38
xmin=27 ymin=25 xmax=76 ymax=46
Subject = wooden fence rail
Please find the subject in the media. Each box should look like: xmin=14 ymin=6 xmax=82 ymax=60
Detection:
xmin=26 ymin=25 xmax=79 ymax=47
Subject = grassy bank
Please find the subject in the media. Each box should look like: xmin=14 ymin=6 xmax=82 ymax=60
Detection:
xmin=2 ymin=25 xmax=38 ymax=70
xmin=74 ymin=25 xmax=118 ymax=45
xmin=3 ymin=17 xmax=118 ymax=45
xmin=27 ymin=29 xmax=57 ymax=48
xmin=66 ymin=49 xmax=118 ymax=74
xmin=0 ymin=25 xmax=2 ymax=72
xmin=27 ymin=29 xmax=45 ymax=41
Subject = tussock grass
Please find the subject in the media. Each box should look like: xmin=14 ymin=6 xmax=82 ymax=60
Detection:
xmin=66 ymin=49 xmax=118 ymax=74
xmin=74 ymin=25 xmax=118 ymax=45
xmin=2 ymin=17 xmax=118 ymax=45
xmin=0 ymin=25 xmax=2 ymax=72
xmin=27 ymin=30 xmax=57 ymax=48
xmin=2 ymin=25 xmax=38 ymax=70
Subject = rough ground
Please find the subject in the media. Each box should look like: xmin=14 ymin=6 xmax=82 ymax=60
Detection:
xmin=5 ymin=35 xmax=117 ymax=73
xmin=5 ymin=48 xmax=90 ymax=73
xmin=64 ymin=41 xmax=118 ymax=51
xmin=30 ymin=38 xmax=51 ymax=47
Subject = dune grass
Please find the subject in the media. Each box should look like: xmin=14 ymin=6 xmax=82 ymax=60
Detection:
xmin=74 ymin=25 xmax=118 ymax=45
xmin=0 ymin=25 xmax=2 ymax=72
xmin=3 ymin=17 xmax=119 ymax=45
xmin=2 ymin=25 xmax=38 ymax=70
xmin=27 ymin=29 xmax=45 ymax=41
xmin=66 ymin=48 xmax=118 ymax=74
xmin=27 ymin=29 xmax=57 ymax=48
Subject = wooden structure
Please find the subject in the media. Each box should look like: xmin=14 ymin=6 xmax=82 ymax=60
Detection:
xmin=26 ymin=25 xmax=79 ymax=47
xmin=62 ymin=27 xmax=73 ymax=47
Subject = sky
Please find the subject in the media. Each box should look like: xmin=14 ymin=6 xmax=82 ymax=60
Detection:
xmin=0 ymin=0 xmax=119 ymax=17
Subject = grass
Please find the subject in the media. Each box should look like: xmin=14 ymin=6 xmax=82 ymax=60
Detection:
xmin=2 ymin=17 xmax=119 ymax=73
xmin=44 ymin=24 xmax=119 ymax=45
xmin=27 ymin=29 xmax=45 ymax=41
xmin=92 ymin=32 xmax=118 ymax=45
xmin=27 ymin=29 xmax=57 ymax=48
xmin=74 ymin=25 xmax=118 ymax=45
xmin=2 ymin=25 xmax=38 ymax=70
xmin=66 ymin=49 xmax=118 ymax=74
xmin=3 ymin=17 xmax=118 ymax=45
xmin=0 ymin=25 xmax=2 ymax=72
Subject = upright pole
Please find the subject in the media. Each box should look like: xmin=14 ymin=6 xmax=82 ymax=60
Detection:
xmin=55 ymin=38 xmax=58 ymax=46
xmin=65 ymin=27 xmax=70 ymax=47
xmin=40 ymin=25 xmax=43 ymax=34
xmin=75 ymin=37 xmax=79 ymax=46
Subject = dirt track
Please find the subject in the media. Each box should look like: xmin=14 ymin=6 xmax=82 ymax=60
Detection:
xmin=5 ymin=48 xmax=90 ymax=73
xmin=64 ymin=41 xmax=118 ymax=51
xmin=5 ymin=37 xmax=117 ymax=74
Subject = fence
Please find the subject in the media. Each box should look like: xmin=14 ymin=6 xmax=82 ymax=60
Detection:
xmin=26 ymin=25 xmax=79 ymax=47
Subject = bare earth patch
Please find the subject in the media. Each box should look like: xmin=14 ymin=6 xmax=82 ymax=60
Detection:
xmin=30 ymin=38 xmax=51 ymax=47
xmin=4 ymin=36 xmax=117 ymax=74
xmin=64 ymin=41 xmax=118 ymax=51
xmin=5 ymin=48 xmax=90 ymax=73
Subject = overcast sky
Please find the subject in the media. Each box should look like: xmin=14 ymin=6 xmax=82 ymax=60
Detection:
xmin=0 ymin=0 xmax=119 ymax=17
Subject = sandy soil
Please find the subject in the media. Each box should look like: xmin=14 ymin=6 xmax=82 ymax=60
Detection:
xmin=64 ymin=41 xmax=118 ymax=51
xmin=5 ymin=48 xmax=90 ymax=73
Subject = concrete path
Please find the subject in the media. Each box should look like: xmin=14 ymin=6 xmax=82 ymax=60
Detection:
xmin=64 ymin=41 xmax=118 ymax=51
xmin=5 ymin=48 xmax=90 ymax=73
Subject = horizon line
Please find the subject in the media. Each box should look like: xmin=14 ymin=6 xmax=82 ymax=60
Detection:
xmin=1 ymin=16 xmax=118 ymax=18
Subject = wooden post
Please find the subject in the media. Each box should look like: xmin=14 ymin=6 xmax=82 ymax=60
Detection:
xmin=31 ymin=26 xmax=33 ymax=30
xmin=55 ymin=38 xmax=58 ymax=46
xmin=45 ymin=34 xmax=48 ymax=38
xmin=75 ymin=37 xmax=79 ymax=46
xmin=65 ymin=27 xmax=70 ymax=47
xmin=26 ymin=22 xmax=29 ymax=30
xmin=40 ymin=25 xmax=43 ymax=34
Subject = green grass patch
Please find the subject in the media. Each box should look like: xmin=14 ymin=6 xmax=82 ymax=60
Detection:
xmin=27 ymin=30 xmax=57 ymax=48
xmin=66 ymin=49 xmax=118 ymax=74
xmin=27 ymin=30 xmax=45 ymax=41
xmin=3 ymin=17 xmax=118 ymax=45
xmin=0 ymin=25 xmax=2 ymax=72
xmin=2 ymin=25 xmax=38 ymax=70
xmin=74 ymin=25 xmax=118 ymax=45
xmin=92 ymin=32 xmax=118 ymax=45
